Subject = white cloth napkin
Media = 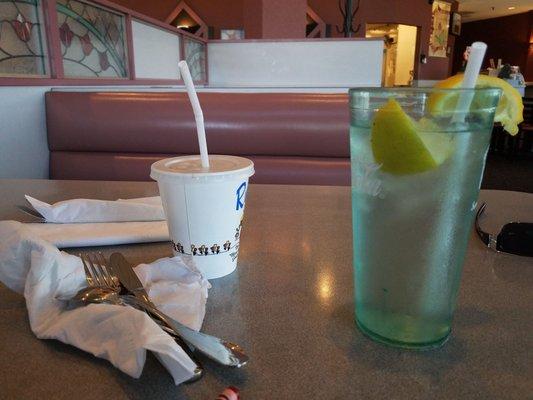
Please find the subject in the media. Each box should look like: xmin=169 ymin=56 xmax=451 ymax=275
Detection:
xmin=23 ymin=196 xmax=169 ymax=248
xmin=0 ymin=221 xmax=210 ymax=385
xmin=26 ymin=195 xmax=165 ymax=223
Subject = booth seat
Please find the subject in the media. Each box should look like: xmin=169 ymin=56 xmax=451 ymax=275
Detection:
xmin=45 ymin=91 xmax=350 ymax=185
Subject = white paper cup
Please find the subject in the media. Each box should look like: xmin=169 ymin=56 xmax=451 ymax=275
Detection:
xmin=151 ymin=155 xmax=255 ymax=279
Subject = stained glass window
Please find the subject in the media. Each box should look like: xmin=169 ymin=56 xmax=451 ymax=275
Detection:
xmin=56 ymin=0 xmax=128 ymax=78
xmin=183 ymin=36 xmax=205 ymax=82
xmin=0 ymin=0 xmax=47 ymax=76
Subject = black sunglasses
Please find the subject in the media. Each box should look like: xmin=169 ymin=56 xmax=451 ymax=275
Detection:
xmin=475 ymin=203 xmax=533 ymax=257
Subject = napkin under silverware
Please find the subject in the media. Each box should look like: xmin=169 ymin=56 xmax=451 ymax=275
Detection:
xmin=0 ymin=221 xmax=210 ymax=385
xmin=22 ymin=196 xmax=169 ymax=248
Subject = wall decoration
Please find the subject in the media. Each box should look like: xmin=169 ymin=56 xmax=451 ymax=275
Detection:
xmin=56 ymin=0 xmax=128 ymax=78
xmin=165 ymin=1 xmax=207 ymax=39
xmin=428 ymin=0 xmax=451 ymax=57
xmin=220 ymin=29 xmax=244 ymax=40
xmin=0 ymin=0 xmax=48 ymax=76
xmin=450 ymin=11 xmax=461 ymax=36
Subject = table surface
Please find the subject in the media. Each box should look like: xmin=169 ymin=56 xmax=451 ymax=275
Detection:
xmin=0 ymin=179 xmax=531 ymax=400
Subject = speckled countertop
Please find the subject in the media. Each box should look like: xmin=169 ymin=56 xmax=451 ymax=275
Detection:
xmin=0 ymin=180 xmax=531 ymax=399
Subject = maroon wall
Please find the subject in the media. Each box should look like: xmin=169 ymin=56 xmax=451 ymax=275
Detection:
xmin=112 ymin=0 xmax=457 ymax=79
xmin=261 ymin=0 xmax=306 ymax=39
xmin=524 ymin=39 xmax=533 ymax=82
xmin=452 ymin=11 xmax=533 ymax=81
xmin=111 ymin=0 xmax=244 ymax=39
xmin=110 ymin=0 xmax=172 ymax=20
xmin=243 ymin=0 xmax=306 ymax=39
xmin=308 ymin=0 xmax=458 ymax=80
xmin=243 ymin=0 xmax=262 ymax=39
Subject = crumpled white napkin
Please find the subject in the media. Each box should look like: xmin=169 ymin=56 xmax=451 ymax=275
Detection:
xmin=23 ymin=196 xmax=169 ymax=248
xmin=26 ymin=195 xmax=165 ymax=223
xmin=0 ymin=220 xmax=210 ymax=385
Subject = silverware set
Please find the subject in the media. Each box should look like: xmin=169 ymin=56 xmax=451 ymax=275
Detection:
xmin=16 ymin=204 xmax=45 ymax=222
xmin=65 ymin=251 xmax=248 ymax=382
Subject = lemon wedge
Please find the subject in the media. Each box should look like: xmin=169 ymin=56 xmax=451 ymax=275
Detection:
xmin=428 ymin=74 xmax=524 ymax=135
xmin=371 ymin=99 xmax=440 ymax=175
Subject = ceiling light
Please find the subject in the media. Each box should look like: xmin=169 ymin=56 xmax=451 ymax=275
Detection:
xmin=177 ymin=25 xmax=189 ymax=29
xmin=508 ymin=6 xmax=516 ymax=10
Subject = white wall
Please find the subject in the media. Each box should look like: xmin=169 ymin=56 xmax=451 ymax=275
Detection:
xmin=207 ymin=39 xmax=383 ymax=87
xmin=0 ymin=87 xmax=50 ymax=179
xmin=131 ymin=20 xmax=181 ymax=79
xmin=394 ymin=25 xmax=417 ymax=86
xmin=414 ymin=80 xmax=440 ymax=87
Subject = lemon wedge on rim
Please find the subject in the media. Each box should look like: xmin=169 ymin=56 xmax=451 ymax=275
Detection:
xmin=428 ymin=74 xmax=524 ymax=135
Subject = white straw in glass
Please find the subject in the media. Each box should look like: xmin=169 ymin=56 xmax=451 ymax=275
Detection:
xmin=451 ymin=41 xmax=487 ymax=124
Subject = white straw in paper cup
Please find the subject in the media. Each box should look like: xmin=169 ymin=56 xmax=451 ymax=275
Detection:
xmin=178 ymin=60 xmax=209 ymax=168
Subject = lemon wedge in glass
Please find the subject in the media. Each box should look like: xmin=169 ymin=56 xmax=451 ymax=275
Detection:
xmin=428 ymin=74 xmax=524 ymax=135
xmin=371 ymin=99 xmax=453 ymax=175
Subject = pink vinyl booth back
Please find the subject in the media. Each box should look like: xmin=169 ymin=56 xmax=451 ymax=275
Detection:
xmin=45 ymin=91 xmax=350 ymax=185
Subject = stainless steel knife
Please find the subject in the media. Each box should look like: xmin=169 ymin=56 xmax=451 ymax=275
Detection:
xmin=109 ymin=252 xmax=204 ymax=381
xmin=109 ymin=252 xmax=152 ymax=302
xmin=109 ymin=252 xmax=249 ymax=368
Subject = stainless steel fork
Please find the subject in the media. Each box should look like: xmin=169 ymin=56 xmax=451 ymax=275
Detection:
xmin=79 ymin=252 xmax=119 ymax=291
xmin=77 ymin=252 xmax=204 ymax=382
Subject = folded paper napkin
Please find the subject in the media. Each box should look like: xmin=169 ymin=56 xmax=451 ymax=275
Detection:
xmin=26 ymin=195 xmax=165 ymax=223
xmin=24 ymin=196 xmax=169 ymax=248
xmin=26 ymin=221 xmax=169 ymax=248
xmin=0 ymin=221 xmax=210 ymax=385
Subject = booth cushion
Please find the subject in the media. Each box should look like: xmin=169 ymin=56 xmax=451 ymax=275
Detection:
xmin=45 ymin=91 xmax=350 ymax=185
xmin=49 ymin=152 xmax=350 ymax=186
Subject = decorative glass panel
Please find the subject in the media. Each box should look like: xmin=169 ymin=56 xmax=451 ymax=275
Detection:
xmin=0 ymin=0 xmax=47 ymax=76
xmin=56 ymin=0 xmax=128 ymax=78
xmin=183 ymin=37 xmax=205 ymax=82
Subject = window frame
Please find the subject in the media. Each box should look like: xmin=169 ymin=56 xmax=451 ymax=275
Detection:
xmin=0 ymin=0 xmax=208 ymax=85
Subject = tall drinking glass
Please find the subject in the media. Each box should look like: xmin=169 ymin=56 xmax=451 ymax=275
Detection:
xmin=350 ymin=88 xmax=501 ymax=349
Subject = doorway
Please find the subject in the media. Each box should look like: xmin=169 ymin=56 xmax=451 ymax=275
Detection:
xmin=366 ymin=24 xmax=419 ymax=87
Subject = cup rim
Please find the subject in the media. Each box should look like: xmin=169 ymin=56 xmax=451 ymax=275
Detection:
xmin=151 ymin=155 xmax=255 ymax=182
xmin=348 ymin=87 xmax=503 ymax=112
xmin=348 ymin=87 xmax=502 ymax=96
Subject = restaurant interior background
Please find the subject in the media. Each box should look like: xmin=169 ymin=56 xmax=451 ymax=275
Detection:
xmin=0 ymin=0 xmax=531 ymax=191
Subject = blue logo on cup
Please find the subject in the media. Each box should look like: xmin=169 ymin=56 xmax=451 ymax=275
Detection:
xmin=236 ymin=182 xmax=247 ymax=211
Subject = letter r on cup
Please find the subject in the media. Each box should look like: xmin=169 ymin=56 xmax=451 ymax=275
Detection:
xmin=236 ymin=182 xmax=247 ymax=210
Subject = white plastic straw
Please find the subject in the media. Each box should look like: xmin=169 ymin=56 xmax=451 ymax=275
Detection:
xmin=178 ymin=60 xmax=209 ymax=168
xmin=452 ymin=41 xmax=487 ymax=124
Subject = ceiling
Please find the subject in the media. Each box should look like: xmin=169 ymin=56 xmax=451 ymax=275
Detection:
xmin=456 ymin=0 xmax=532 ymax=22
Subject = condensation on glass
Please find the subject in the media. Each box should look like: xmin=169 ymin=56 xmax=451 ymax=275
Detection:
xmin=0 ymin=0 xmax=48 ymax=77
xmin=56 ymin=0 xmax=128 ymax=78
xmin=184 ymin=36 xmax=205 ymax=82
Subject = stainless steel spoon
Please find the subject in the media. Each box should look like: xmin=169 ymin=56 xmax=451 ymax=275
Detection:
xmin=63 ymin=286 xmax=204 ymax=382
xmin=63 ymin=285 xmax=248 ymax=367
xmin=66 ymin=286 xmax=180 ymax=336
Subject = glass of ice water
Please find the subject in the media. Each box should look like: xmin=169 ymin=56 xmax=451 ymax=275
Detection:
xmin=349 ymin=87 xmax=501 ymax=349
